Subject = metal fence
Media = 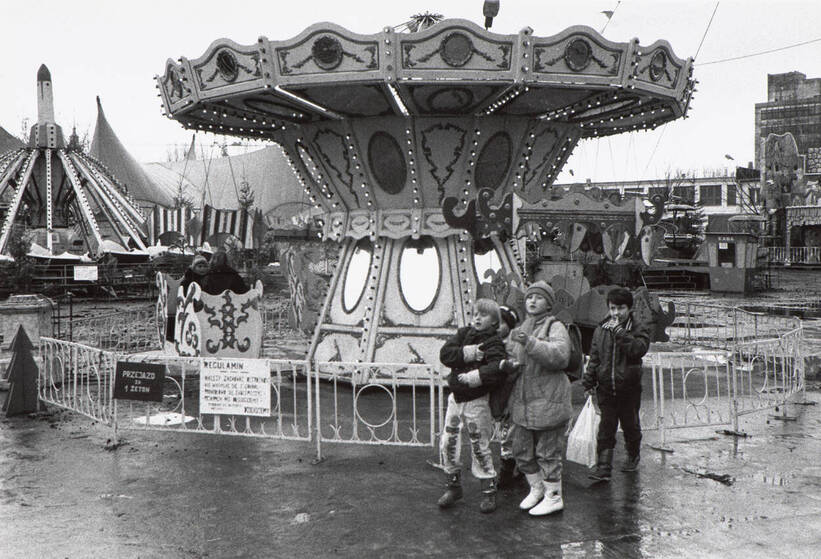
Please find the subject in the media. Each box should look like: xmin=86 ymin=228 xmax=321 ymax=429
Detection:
xmin=665 ymin=301 xmax=801 ymax=350
xmin=36 ymin=337 xmax=441 ymax=460
xmin=766 ymin=246 xmax=821 ymax=265
xmin=645 ymin=326 xmax=809 ymax=450
xmin=39 ymin=338 xmax=118 ymax=424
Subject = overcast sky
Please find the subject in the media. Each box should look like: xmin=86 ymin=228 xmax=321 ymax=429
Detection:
xmin=2 ymin=0 xmax=820 ymax=183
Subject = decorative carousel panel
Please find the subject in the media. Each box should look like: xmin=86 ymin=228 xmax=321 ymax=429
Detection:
xmin=301 ymin=121 xmax=371 ymax=209
xmin=532 ymin=26 xmax=627 ymax=84
xmin=397 ymin=19 xmax=515 ymax=74
xmin=270 ymin=24 xmax=381 ymax=79
xmin=175 ymin=283 xmax=202 ymax=357
xmin=158 ymin=59 xmax=194 ymax=114
xmin=155 ymin=272 xmax=168 ymax=346
xmin=380 ymin=236 xmax=456 ymax=329
xmin=313 ymin=331 xmax=364 ymax=362
xmin=327 ymin=237 xmax=376 ymax=325
xmin=372 ymin=334 xmax=449 ymax=367
xmin=631 ymin=40 xmax=690 ymax=97
xmin=354 ymin=117 xmax=415 ymax=208
xmin=414 ymin=116 xmax=472 ymax=206
xmin=189 ymin=39 xmax=264 ymax=97
xmin=289 ymin=84 xmax=394 ymax=117
xmin=514 ymin=123 xmax=580 ymax=201
xmin=404 ymin=83 xmax=501 ymax=115
xmin=502 ymin=86 xmax=592 ymax=116
xmin=195 ymin=281 xmax=264 ymax=358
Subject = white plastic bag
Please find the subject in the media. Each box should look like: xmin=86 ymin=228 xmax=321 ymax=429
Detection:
xmin=566 ymin=396 xmax=600 ymax=468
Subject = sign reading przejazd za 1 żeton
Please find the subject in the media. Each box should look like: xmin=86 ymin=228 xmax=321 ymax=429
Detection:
xmin=113 ymin=361 xmax=166 ymax=402
xmin=199 ymin=358 xmax=271 ymax=417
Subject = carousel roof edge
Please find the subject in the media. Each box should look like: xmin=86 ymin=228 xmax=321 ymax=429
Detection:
xmin=159 ymin=19 xmax=693 ymax=85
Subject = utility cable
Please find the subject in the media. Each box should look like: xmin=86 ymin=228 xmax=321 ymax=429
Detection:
xmin=694 ymin=2 xmax=720 ymax=60
xmin=698 ymin=35 xmax=821 ymax=66
xmin=600 ymin=1 xmax=621 ymax=35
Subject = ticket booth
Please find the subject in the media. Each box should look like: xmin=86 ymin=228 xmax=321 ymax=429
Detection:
xmin=703 ymin=232 xmax=760 ymax=293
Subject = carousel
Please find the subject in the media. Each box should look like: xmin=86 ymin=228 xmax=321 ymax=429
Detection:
xmin=0 ymin=66 xmax=150 ymax=261
xmin=157 ymin=11 xmax=694 ymax=366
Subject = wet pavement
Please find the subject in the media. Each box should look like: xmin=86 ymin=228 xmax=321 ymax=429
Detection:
xmin=2 ymin=386 xmax=821 ymax=558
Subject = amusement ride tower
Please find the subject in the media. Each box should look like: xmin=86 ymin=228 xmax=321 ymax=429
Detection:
xmin=0 ymin=66 xmax=149 ymax=258
xmin=157 ymin=17 xmax=693 ymax=365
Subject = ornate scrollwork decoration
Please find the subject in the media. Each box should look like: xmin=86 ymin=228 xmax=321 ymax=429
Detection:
xmin=476 ymin=189 xmax=513 ymax=239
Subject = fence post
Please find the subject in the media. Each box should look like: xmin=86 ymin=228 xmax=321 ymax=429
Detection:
xmin=732 ymin=308 xmax=738 ymax=348
xmin=651 ymin=360 xmax=673 ymax=453
xmin=312 ymin=360 xmax=323 ymax=464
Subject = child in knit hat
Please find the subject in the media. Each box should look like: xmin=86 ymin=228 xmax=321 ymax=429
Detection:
xmin=507 ymin=280 xmax=573 ymax=516
xmin=437 ymin=298 xmax=513 ymax=514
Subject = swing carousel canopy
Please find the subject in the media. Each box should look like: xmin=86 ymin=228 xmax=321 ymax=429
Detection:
xmin=157 ymin=20 xmax=694 ymax=241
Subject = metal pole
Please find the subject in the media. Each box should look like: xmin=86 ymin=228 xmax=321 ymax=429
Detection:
xmin=313 ymin=360 xmax=323 ymax=463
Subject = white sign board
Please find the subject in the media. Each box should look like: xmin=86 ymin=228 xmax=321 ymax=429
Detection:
xmin=199 ymin=358 xmax=270 ymax=417
xmin=73 ymin=265 xmax=98 ymax=281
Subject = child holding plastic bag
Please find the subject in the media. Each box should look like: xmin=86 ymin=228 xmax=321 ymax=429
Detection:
xmin=566 ymin=395 xmax=600 ymax=468
xmin=582 ymin=287 xmax=652 ymax=481
xmin=507 ymin=281 xmax=572 ymax=516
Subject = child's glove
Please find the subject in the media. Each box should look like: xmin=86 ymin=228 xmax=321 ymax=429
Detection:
xmin=462 ymin=345 xmax=483 ymax=362
xmin=457 ymin=370 xmax=482 ymax=387
xmin=510 ymin=329 xmax=529 ymax=344
xmin=500 ymin=359 xmax=520 ymax=374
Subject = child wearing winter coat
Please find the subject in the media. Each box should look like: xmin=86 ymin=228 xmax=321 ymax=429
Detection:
xmin=495 ymin=305 xmax=523 ymax=489
xmin=438 ymin=298 xmax=513 ymax=513
xmin=507 ymin=280 xmax=572 ymax=516
xmin=583 ymin=287 xmax=652 ymax=481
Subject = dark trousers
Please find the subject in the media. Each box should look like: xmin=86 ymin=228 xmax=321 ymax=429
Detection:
xmin=596 ymin=389 xmax=642 ymax=457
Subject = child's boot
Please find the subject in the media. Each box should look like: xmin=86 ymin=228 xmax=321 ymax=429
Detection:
xmin=437 ymin=471 xmax=463 ymax=508
xmin=529 ymin=480 xmax=563 ymax=516
xmin=519 ymin=472 xmax=545 ymax=510
xmin=588 ymin=448 xmax=613 ymax=482
xmin=497 ymin=458 xmax=518 ymax=489
xmin=479 ymin=477 xmax=497 ymax=513
xmin=621 ymin=453 xmax=640 ymax=472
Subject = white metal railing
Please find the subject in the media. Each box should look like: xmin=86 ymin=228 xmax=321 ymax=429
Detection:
xmin=313 ymin=362 xmax=439 ymax=457
xmin=39 ymin=338 xmax=117 ymax=424
xmin=647 ymin=326 xmax=809 ymax=450
xmin=767 ymin=246 xmax=821 ymax=264
xmin=36 ymin=338 xmax=440 ymax=460
xmin=54 ymin=304 xmax=161 ymax=353
xmin=665 ymin=300 xmax=801 ymax=350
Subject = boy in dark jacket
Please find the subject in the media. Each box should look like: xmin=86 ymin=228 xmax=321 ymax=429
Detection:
xmin=582 ymin=287 xmax=652 ymax=481
xmin=438 ymin=298 xmax=511 ymax=513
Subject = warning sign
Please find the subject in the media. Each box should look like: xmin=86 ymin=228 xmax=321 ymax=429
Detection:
xmin=199 ymin=358 xmax=271 ymax=417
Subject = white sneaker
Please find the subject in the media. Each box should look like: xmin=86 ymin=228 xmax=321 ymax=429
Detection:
xmin=529 ymin=481 xmax=563 ymax=516
xmin=519 ymin=473 xmax=545 ymax=510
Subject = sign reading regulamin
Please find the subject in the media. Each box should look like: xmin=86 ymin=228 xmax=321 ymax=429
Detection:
xmin=199 ymin=358 xmax=271 ymax=417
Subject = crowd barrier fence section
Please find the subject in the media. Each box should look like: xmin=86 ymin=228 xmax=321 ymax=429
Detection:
xmin=665 ymin=301 xmax=801 ymax=350
xmin=36 ymin=339 xmax=440 ymax=460
xmin=646 ymin=327 xmax=809 ymax=450
xmin=39 ymin=338 xmax=117 ymax=424
xmin=312 ymin=362 xmax=439 ymax=461
xmin=110 ymin=355 xmax=314 ymax=444
xmin=54 ymin=304 xmax=161 ymax=353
